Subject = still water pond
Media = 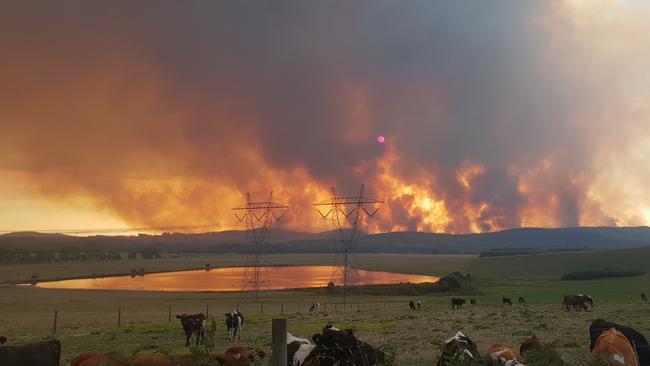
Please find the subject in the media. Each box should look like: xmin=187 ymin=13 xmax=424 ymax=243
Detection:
xmin=36 ymin=266 xmax=438 ymax=292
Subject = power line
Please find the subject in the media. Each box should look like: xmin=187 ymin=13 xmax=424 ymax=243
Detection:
xmin=314 ymin=184 xmax=383 ymax=307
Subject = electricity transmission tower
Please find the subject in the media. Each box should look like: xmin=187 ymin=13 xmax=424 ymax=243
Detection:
xmin=233 ymin=192 xmax=288 ymax=298
xmin=314 ymin=184 xmax=383 ymax=306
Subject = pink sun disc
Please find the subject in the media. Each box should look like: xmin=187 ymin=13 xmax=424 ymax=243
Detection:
xmin=377 ymin=135 xmax=385 ymax=144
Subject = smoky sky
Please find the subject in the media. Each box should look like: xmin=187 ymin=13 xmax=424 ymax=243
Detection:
xmin=0 ymin=0 xmax=645 ymax=232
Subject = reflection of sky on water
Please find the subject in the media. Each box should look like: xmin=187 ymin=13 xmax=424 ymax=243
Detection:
xmin=36 ymin=266 xmax=439 ymax=292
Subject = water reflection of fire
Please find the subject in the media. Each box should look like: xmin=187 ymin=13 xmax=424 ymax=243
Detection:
xmin=36 ymin=266 xmax=439 ymax=292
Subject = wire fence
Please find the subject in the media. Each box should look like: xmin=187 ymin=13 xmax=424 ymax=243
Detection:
xmin=47 ymin=300 xmax=411 ymax=335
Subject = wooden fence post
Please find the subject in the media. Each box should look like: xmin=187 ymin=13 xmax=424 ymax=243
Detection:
xmin=237 ymin=303 xmax=240 ymax=312
xmin=118 ymin=307 xmax=121 ymax=327
xmin=53 ymin=309 xmax=58 ymax=334
xmin=281 ymin=302 xmax=284 ymax=314
xmin=206 ymin=304 xmax=210 ymax=318
xmin=168 ymin=305 xmax=172 ymax=322
xmin=271 ymin=319 xmax=288 ymax=366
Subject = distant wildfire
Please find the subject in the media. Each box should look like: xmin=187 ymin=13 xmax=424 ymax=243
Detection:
xmin=1 ymin=1 xmax=650 ymax=234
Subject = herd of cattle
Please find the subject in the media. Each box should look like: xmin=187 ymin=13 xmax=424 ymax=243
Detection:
xmin=2 ymin=294 xmax=650 ymax=366
xmin=436 ymin=319 xmax=649 ymax=366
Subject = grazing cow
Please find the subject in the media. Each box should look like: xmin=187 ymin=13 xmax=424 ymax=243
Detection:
xmin=409 ymin=300 xmax=416 ymax=311
xmin=225 ymin=311 xmax=245 ymax=341
xmin=470 ymin=298 xmax=477 ymax=306
xmin=71 ymin=352 xmax=132 ymax=366
xmin=502 ymin=297 xmax=513 ymax=306
xmin=287 ymin=333 xmax=316 ymax=366
xmin=310 ymin=324 xmax=385 ymax=365
xmin=417 ymin=299 xmax=422 ymax=310
xmin=309 ymin=302 xmax=320 ymax=313
xmin=562 ymin=295 xmax=588 ymax=312
xmin=484 ymin=344 xmax=527 ymax=366
xmin=642 ymin=293 xmax=648 ymax=302
xmin=0 ymin=338 xmax=61 ymax=366
xmin=589 ymin=319 xmax=650 ymax=365
xmin=451 ymin=298 xmax=466 ymax=310
xmin=519 ymin=336 xmax=564 ymax=365
xmin=437 ymin=331 xmax=481 ymax=366
xmin=176 ymin=313 xmax=206 ymax=346
xmin=592 ymin=328 xmax=639 ymax=366
xmin=518 ymin=297 xmax=526 ymax=306
xmin=578 ymin=294 xmax=594 ymax=310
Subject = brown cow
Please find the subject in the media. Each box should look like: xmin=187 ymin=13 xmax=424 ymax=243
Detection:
xmin=591 ymin=328 xmax=639 ymax=366
xmin=519 ymin=336 xmax=564 ymax=365
xmin=484 ymin=344 xmax=527 ymax=365
xmin=131 ymin=354 xmax=173 ymax=366
xmin=562 ymin=294 xmax=588 ymax=311
xmin=71 ymin=352 xmax=129 ymax=366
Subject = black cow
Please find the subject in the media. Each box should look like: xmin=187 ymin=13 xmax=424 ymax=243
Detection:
xmin=311 ymin=325 xmax=385 ymax=366
xmin=518 ymin=297 xmax=526 ymax=306
xmin=451 ymin=298 xmax=466 ymax=310
xmin=0 ymin=336 xmax=6 ymax=346
xmin=437 ymin=331 xmax=480 ymax=366
xmin=470 ymin=298 xmax=476 ymax=306
xmin=225 ymin=311 xmax=245 ymax=341
xmin=589 ymin=319 xmax=650 ymax=365
xmin=642 ymin=293 xmax=648 ymax=302
xmin=0 ymin=338 xmax=61 ymax=366
xmin=176 ymin=313 xmax=206 ymax=346
xmin=502 ymin=297 xmax=513 ymax=306
xmin=409 ymin=300 xmax=416 ymax=311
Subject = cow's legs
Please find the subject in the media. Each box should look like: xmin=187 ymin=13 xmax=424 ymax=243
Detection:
xmin=185 ymin=333 xmax=191 ymax=347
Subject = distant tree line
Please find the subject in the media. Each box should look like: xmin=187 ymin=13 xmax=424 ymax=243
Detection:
xmin=561 ymin=267 xmax=646 ymax=281
xmin=0 ymin=246 xmax=162 ymax=264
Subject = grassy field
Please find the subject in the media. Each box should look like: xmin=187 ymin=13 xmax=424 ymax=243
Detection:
xmin=1 ymin=251 xmax=649 ymax=365
xmin=471 ymin=245 xmax=650 ymax=277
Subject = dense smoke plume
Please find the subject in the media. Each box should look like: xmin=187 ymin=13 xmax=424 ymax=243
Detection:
xmin=1 ymin=0 xmax=649 ymax=233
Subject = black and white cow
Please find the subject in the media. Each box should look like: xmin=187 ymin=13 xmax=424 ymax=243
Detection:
xmin=225 ymin=311 xmax=245 ymax=341
xmin=309 ymin=302 xmax=320 ymax=313
xmin=518 ymin=297 xmax=526 ymax=306
xmin=287 ymin=333 xmax=316 ymax=366
xmin=409 ymin=300 xmax=416 ymax=311
xmin=502 ymin=297 xmax=513 ymax=306
xmin=0 ymin=338 xmax=61 ymax=366
xmin=176 ymin=313 xmax=206 ymax=346
xmin=577 ymin=293 xmax=594 ymax=311
xmin=437 ymin=331 xmax=481 ymax=366
xmin=589 ymin=319 xmax=650 ymax=365
xmin=417 ymin=299 xmax=422 ymax=310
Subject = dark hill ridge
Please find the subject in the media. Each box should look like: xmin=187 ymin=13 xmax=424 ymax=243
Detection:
xmin=1 ymin=226 xmax=650 ymax=254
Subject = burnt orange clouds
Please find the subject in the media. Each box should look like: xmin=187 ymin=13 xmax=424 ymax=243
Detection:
xmin=1 ymin=1 xmax=649 ymax=234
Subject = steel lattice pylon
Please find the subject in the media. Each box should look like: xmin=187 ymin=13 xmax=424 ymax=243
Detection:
xmin=233 ymin=192 xmax=288 ymax=298
xmin=314 ymin=184 xmax=383 ymax=306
